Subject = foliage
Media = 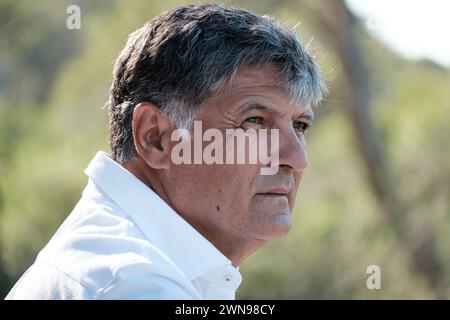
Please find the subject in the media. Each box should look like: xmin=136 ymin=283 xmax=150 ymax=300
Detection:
xmin=0 ymin=0 xmax=449 ymax=298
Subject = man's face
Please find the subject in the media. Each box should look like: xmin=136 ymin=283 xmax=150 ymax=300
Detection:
xmin=165 ymin=66 xmax=313 ymax=242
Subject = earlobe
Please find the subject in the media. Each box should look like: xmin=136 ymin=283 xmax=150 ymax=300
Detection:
xmin=132 ymin=102 xmax=172 ymax=169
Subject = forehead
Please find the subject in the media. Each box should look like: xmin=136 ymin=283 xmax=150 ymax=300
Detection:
xmin=205 ymin=65 xmax=311 ymax=117
xmin=227 ymin=65 xmax=284 ymax=96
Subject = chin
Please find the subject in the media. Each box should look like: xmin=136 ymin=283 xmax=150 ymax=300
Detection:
xmin=252 ymin=211 xmax=293 ymax=240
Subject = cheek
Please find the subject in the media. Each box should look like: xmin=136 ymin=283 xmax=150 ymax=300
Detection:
xmin=214 ymin=164 xmax=257 ymax=195
xmin=173 ymin=164 xmax=257 ymax=208
xmin=209 ymin=165 xmax=261 ymax=217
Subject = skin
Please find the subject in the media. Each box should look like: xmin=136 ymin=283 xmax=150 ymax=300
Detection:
xmin=123 ymin=65 xmax=313 ymax=267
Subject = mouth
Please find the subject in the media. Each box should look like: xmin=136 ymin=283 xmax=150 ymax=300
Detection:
xmin=259 ymin=194 xmax=288 ymax=200
xmin=256 ymin=188 xmax=290 ymax=198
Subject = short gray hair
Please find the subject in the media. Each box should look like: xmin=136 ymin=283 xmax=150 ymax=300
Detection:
xmin=107 ymin=3 xmax=327 ymax=162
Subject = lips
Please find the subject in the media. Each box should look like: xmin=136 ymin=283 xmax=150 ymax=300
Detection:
xmin=257 ymin=187 xmax=290 ymax=198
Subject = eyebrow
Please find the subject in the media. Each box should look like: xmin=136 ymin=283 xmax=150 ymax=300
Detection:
xmin=236 ymin=102 xmax=315 ymax=121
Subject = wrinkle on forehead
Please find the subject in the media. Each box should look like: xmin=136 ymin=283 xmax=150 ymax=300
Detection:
xmin=226 ymin=65 xmax=283 ymax=90
xmin=222 ymin=65 xmax=313 ymax=109
xmin=200 ymin=65 xmax=313 ymax=122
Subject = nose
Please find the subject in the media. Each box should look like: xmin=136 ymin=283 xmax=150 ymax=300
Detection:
xmin=277 ymin=124 xmax=309 ymax=172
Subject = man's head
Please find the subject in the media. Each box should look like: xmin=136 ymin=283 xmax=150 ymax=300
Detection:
xmin=107 ymin=4 xmax=326 ymax=263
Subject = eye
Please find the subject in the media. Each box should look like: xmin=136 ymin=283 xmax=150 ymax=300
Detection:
xmin=244 ymin=116 xmax=264 ymax=125
xmin=293 ymin=121 xmax=310 ymax=134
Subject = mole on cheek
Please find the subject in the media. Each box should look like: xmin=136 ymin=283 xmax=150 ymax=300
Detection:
xmin=216 ymin=206 xmax=220 ymax=212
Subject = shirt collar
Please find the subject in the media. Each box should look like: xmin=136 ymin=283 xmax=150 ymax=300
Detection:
xmin=84 ymin=151 xmax=241 ymax=282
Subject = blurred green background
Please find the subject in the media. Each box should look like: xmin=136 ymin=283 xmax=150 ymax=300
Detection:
xmin=0 ymin=0 xmax=449 ymax=299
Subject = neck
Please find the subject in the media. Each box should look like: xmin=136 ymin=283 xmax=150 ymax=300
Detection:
xmin=179 ymin=212 xmax=268 ymax=267
xmin=122 ymin=159 xmax=171 ymax=204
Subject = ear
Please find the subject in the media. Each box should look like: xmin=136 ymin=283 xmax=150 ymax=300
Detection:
xmin=131 ymin=102 xmax=173 ymax=169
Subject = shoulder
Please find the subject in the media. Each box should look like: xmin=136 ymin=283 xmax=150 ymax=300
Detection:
xmin=10 ymin=195 xmax=198 ymax=299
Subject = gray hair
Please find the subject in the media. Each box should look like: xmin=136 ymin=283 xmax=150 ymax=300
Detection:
xmin=107 ymin=3 xmax=327 ymax=162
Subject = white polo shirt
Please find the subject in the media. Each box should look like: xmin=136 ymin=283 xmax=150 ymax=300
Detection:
xmin=6 ymin=151 xmax=242 ymax=300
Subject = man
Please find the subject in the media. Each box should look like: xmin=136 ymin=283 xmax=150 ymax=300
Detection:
xmin=6 ymin=3 xmax=326 ymax=299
